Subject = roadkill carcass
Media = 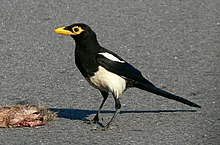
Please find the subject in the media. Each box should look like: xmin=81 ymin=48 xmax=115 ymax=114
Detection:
xmin=0 ymin=105 xmax=56 ymax=128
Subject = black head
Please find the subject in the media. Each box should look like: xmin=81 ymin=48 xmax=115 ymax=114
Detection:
xmin=54 ymin=23 xmax=96 ymax=41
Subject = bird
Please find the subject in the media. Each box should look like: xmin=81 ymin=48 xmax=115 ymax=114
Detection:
xmin=53 ymin=23 xmax=201 ymax=129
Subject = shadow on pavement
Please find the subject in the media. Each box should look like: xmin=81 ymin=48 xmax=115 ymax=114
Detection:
xmin=50 ymin=108 xmax=197 ymax=121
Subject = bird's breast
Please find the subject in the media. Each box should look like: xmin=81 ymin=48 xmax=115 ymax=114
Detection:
xmin=86 ymin=66 xmax=126 ymax=97
xmin=75 ymin=49 xmax=99 ymax=77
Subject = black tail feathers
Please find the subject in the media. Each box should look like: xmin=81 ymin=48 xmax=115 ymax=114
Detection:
xmin=135 ymin=83 xmax=201 ymax=108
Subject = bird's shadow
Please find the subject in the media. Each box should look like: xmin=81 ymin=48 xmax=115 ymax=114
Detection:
xmin=49 ymin=108 xmax=197 ymax=121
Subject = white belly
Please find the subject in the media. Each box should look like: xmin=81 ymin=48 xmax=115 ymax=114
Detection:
xmin=87 ymin=66 xmax=126 ymax=97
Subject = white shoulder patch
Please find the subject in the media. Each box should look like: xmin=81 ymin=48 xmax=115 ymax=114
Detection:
xmin=99 ymin=52 xmax=125 ymax=63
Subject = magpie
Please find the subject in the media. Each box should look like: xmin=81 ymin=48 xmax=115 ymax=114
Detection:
xmin=54 ymin=23 xmax=201 ymax=129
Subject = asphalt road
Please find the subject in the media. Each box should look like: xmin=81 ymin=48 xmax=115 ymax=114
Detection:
xmin=0 ymin=0 xmax=219 ymax=145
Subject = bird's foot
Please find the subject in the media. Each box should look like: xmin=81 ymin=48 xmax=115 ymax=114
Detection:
xmin=89 ymin=121 xmax=106 ymax=131
xmin=83 ymin=119 xmax=97 ymax=124
xmin=102 ymin=122 xmax=118 ymax=130
xmin=84 ymin=115 xmax=117 ymax=131
xmin=84 ymin=114 xmax=100 ymax=124
xmin=89 ymin=121 xmax=118 ymax=131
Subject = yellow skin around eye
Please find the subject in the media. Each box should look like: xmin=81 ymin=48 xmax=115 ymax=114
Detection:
xmin=72 ymin=26 xmax=85 ymax=35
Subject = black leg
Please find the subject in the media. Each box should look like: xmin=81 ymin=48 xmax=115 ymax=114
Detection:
xmin=92 ymin=91 xmax=108 ymax=123
xmin=104 ymin=96 xmax=121 ymax=129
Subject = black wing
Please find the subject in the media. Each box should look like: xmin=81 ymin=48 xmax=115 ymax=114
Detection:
xmin=96 ymin=52 xmax=154 ymax=86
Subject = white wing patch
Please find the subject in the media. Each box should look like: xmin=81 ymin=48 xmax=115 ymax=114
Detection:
xmin=99 ymin=52 xmax=125 ymax=63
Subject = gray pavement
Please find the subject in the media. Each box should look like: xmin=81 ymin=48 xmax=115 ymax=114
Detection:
xmin=0 ymin=0 xmax=219 ymax=144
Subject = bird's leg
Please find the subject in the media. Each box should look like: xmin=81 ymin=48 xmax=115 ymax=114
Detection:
xmin=92 ymin=91 xmax=108 ymax=123
xmin=103 ymin=96 xmax=121 ymax=130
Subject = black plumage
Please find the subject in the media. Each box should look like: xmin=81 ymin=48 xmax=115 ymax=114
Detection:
xmin=54 ymin=23 xmax=201 ymax=129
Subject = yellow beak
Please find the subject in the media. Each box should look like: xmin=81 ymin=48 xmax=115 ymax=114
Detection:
xmin=53 ymin=26 xmax=74 ymax=35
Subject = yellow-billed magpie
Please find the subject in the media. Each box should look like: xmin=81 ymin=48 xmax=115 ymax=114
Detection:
xmin=54 ymin=23 xmax=201 ymax=129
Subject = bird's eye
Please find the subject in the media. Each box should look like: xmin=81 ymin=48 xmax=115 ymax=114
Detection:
xmin=74 ymin=28 xmax=79 ymax=32
xmin=71 ymin=26 xmax=84 ymax=35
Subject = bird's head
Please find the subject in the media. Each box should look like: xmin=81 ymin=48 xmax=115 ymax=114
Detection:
xmin=54 ymin=23 xmax=96 ymax=41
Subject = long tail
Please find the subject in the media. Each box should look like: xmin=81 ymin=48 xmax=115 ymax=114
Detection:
xmin=135 ymin=82 xmax=201 ymax=108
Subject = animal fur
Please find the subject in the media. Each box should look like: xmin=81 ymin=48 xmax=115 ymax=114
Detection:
xmin=0 ymin=105 xmax=56 ymax=128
